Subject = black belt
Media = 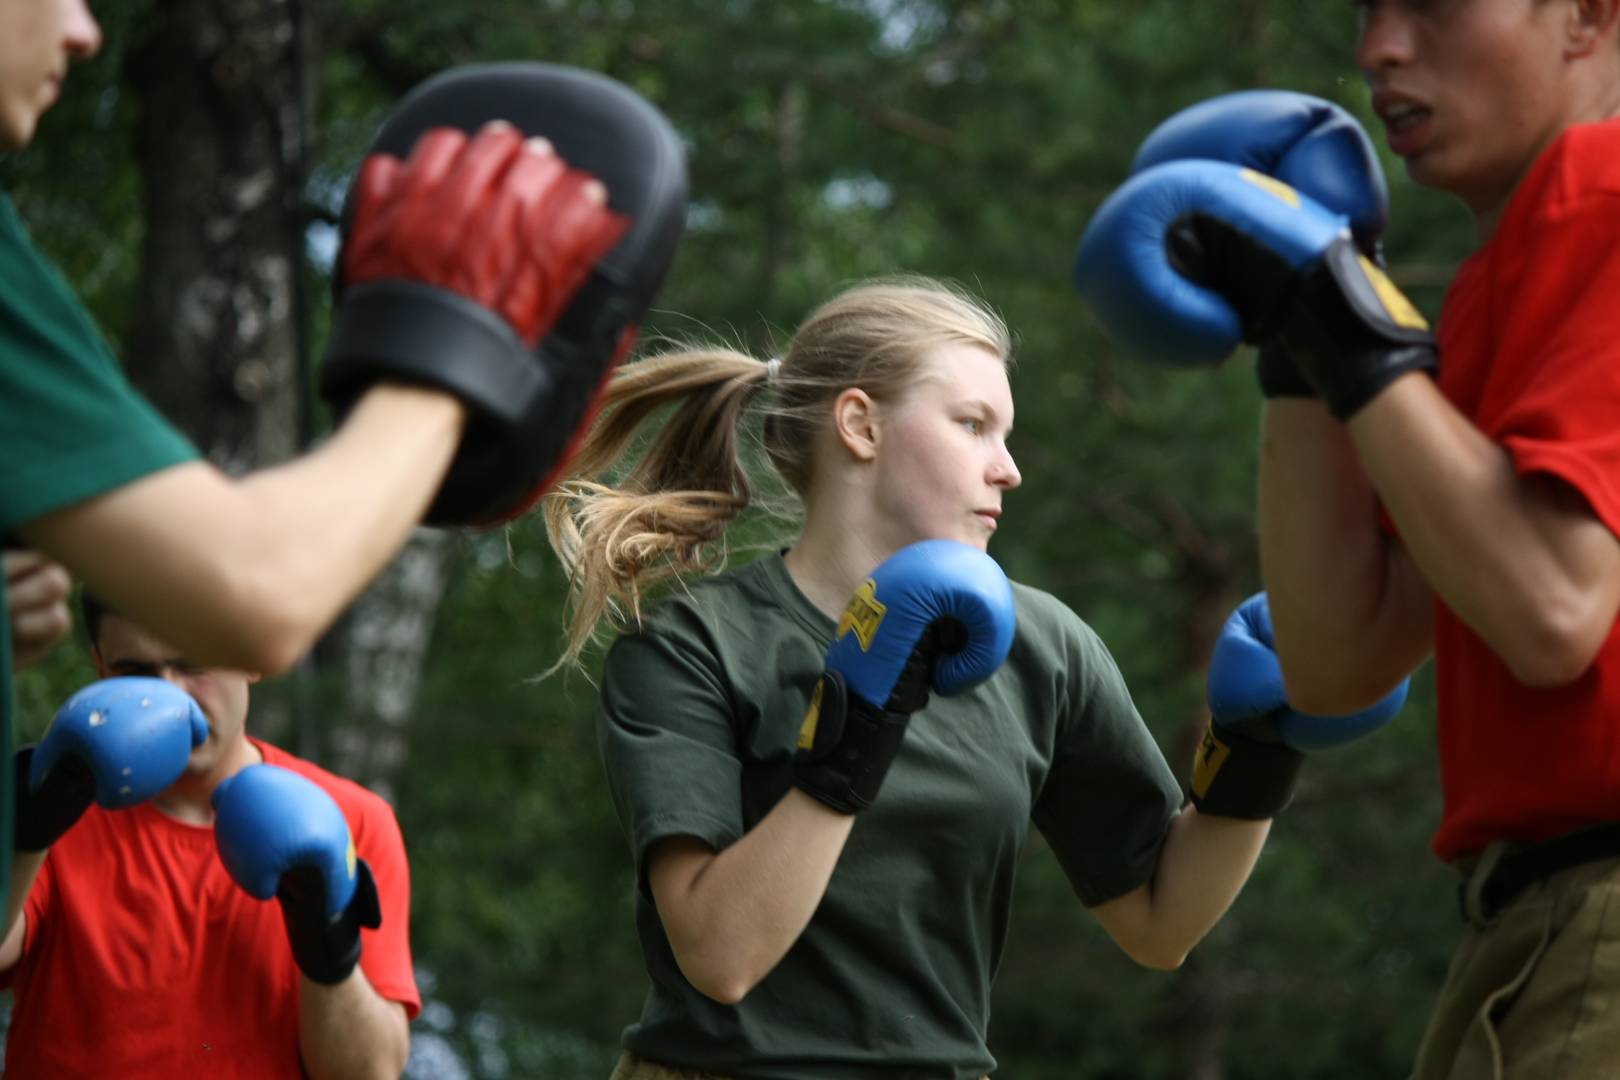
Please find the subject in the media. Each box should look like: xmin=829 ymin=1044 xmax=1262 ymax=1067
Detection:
xmin=1459 ymin=824 xmax=1620 ymax=926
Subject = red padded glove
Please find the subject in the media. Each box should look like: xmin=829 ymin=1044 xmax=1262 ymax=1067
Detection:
xmin=342 ymin=123 xmax=629 ymax=348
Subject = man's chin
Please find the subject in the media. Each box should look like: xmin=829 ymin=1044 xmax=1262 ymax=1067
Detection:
xmin=183 ymin=740 xmax=218 ymax=775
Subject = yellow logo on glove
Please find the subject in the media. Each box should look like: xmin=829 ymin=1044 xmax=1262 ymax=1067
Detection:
xmin=836 ymin=579 xmax=887 ymax=652
xmin=1189 ymin=727 xmax=1231 ymax=799
xmin=797 ymin=678 xmax=826 ymax=750
xmin=1356 ymin=254 xmax=1430 ymax=331
xmin=1239 ymin=168 xmax=1302 ymax=208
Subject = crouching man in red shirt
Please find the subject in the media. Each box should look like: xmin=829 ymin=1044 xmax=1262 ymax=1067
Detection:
xmin=0 ymin=592 xmax=419 ymax=1079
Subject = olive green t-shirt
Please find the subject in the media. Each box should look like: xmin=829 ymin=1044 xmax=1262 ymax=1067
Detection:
xmin=0 ymin=193 xmax=197 ymax=910
xmin=599 ymin=553 xmax=1182 ymax=1079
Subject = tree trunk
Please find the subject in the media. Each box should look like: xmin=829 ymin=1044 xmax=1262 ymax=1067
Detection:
xmin=120 ymin=0 xmax=451 ymax=790
xmin=124 ymin=0 xmax=305 ymax=473
xmin=320 ymin=531 xmax=454 ymax=800
xmin=122 ymin=0 xmax=306 ymax=750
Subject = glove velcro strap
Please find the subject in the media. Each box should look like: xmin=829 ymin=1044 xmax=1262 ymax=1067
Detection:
xmin=13 ymin=747 xmax=94 ymax=853
xmin=1280 ymin=238 xmax=1437 ymax=420
xmin=1188 ymin=724 xmax=1304 ymax=820
xmin=324 ymin=281 xmax=544 ymax=424
xmin=792 ymin=671 xmax=910 ymax=815
xmin=321 ymin=281 xmax=554 ymax=524
xmin=278 ymin=859 xmax=383 ymax=986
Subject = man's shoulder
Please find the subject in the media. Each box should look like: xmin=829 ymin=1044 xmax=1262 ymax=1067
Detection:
xmin=1523 ymin=119 xmax=1620 ymax=219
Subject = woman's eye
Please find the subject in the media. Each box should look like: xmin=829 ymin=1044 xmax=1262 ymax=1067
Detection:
xmin=962 ymin=418 xmax=983 ymax=435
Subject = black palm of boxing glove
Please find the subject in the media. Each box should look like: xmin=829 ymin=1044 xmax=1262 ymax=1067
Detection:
xmin=792 ymin=541 xmax=1017 ymax=814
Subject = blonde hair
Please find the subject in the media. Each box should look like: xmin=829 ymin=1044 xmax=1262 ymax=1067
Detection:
xmin=541 ymin=275 xmax=1011 ymax=669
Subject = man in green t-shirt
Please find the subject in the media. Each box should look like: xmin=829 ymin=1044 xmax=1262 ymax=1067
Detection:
xmin=1 ymin=0 xmax=636 ymax=916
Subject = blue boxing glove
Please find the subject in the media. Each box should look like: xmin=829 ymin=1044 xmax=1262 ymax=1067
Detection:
xmin=793 ymin=540 xmax=1017 ymax=814
xmin=213 ymin=764 xmax=382 ymax=985
xmin=15 ymin=677 xmax=208 ymax=851
xmin=1129 ymin=90 xmax=1391 ymax=399
xmin=1073 ymin=158 xmax=1434 ymax=420
xmin=1190 ymin=592 xmax=1409 ymax=819
xmin=1132 ymin=90 xmax=1389 ymax=253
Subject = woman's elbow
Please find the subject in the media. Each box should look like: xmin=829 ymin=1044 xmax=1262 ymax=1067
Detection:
xmin=1122 ymin=938 xmax=1190 ymax=972
xmin=1106 ymin=916 xmax=1192 ymax=971
xmin=666 ymin=929 xmax=760 ymax=1005
xmin=695 ymin=977 xmax=754 ymax=1007
xmin=676 ymin=953 xmax=757 ymax=1006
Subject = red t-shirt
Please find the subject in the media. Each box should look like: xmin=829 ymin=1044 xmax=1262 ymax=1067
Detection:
xmin=0 ymin=738 xmax=420 ymax=1078
xmin=1428 ymin=118 xmax=1620 ymax=862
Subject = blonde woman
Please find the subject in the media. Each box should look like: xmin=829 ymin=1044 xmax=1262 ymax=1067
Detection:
xmin=546 ymin=277 xmax=1344 ymax=1079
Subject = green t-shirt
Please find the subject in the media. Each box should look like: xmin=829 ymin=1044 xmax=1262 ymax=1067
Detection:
xmin=0 ymin=193 xmax=197 ymax=909
xmin=599 ymin=553 xmax=1183 ymax=1079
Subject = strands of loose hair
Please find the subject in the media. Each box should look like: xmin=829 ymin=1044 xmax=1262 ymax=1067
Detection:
xmin=540 ymin=276 xmax=1010 ymax=674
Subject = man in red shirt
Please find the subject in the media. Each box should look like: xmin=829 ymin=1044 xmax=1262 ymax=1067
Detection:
xmin=0 ymin=595 xmax=419 ymax=1079
xmin=1254 ymin=2 xmax=1620 ymax=1077
xmin=1073 ymin=0 xmax=1620 ymax=1075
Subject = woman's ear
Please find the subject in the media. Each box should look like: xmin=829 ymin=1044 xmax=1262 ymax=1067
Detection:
xmin=831 ymin=387 xmax=880 ymax=462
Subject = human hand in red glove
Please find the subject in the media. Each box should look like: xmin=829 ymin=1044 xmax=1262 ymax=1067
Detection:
xmin=318 ymin=62 xmax=687 ymax=527
xmin=342 ymin=122 xmax=628 ymax=347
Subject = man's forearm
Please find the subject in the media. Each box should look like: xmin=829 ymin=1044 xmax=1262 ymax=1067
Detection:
xmin=299 ymin=965 xmax=410 ymax=1080
xmin=1259 ymin=398 xmax=1433 ymax=710
xmin=1349 ymin=375 xmax=1620 ymax=684
xmin=0 ymin=852 xmax=47 ymax=972
xmin=21 ymin=385 xmax=464 ymax=675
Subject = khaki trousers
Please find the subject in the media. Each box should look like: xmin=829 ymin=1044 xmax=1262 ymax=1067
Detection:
xmin=611 ymin=1051 xmax=989 ymax=1080
xmin=1411 ymin=850 xmax=1620 ymax=1079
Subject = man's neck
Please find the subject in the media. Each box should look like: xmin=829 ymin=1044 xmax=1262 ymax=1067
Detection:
xmin=1470 ymin=84 xmax=1620 ymax=243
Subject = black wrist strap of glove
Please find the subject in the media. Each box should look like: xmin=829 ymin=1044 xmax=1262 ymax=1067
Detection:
xmin=278 ymin=859 xmax=383 ymax=985
xmin=1187 ymin=723 xmax=1305 ymax=820
xmin=792 ymin=670 xmax=911 ymax=815
xmin=13 ymin=746 xmax=95 ymax=853
xmin=1276 ymin=238 xmax=1438 ymax=420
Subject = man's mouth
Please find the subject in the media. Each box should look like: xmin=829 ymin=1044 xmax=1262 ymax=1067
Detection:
xmin=1383 ymin=101 xmax=1430 ymax=134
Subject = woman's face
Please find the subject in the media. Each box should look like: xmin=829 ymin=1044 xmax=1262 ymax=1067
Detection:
xmin=869 ymin=342 xmax=1020 ymax=553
